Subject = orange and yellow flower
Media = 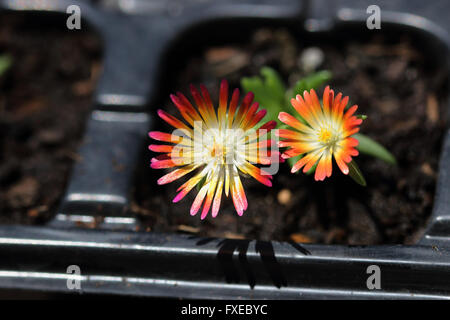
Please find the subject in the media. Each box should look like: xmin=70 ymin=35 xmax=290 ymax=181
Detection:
xmin=149 ymin=80 xmax=278 ymax=219
xmin=277 ymin=86 xmax=362 ymax=181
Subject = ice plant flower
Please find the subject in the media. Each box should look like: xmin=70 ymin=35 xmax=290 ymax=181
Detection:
xmin=149 ymin=80 xmax=278 ymax=219
xmin=277 ymin=86 xmax=362 ymax=181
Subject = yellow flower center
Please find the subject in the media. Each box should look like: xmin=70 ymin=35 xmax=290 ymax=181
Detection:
xmin=210 ymin=141 xmax=231 ymax=164
xmin=318 ymin=128 xmax=333 ymax=144
xmin=317 ymin=126 xmax=340 ymax=149
xmin=210 ymin=143 xmax=223 ymax=158
xmin=201 ymin=128 xmax=244 ymax=166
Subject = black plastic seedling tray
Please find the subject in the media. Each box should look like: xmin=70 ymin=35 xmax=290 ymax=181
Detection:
xmin=0 ymin=0 xmax=449 ymax=299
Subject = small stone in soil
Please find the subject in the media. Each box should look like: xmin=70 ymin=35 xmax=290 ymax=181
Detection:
xmin=27 ymin=205 xmax=48 ymax=218
xmin=298 ymin=47 xmax=324 ymax=73
xmin=38 ymin=129 xmax=64 ymax=146
xmin=420 ymin=162 xmax=435 ymax=177
xmin=223 ymin=232 xmax=246 ymax=240
xmin=277 ymin=189 xmax=292 ymax=205
xmin=290 ymin=233 xmax=313 ymax=243
xmin=177 ymin=224 xmax=200 ymax=234
xmin=426 ymin=94 xmax=439 ymax=124
xmin=6 ymin=177 xmax=39 ymax=208
xmin=205 ymin=47 xmax=249 ymax=77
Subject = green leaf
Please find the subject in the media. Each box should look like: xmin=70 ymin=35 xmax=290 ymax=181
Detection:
xmin=0 ymin=55 xmax=12 ymax=76
xmin=347 ymin=160 xmax=367 ymax=186
xmin=260 ymin=67 xmax=286 ymax=104
xmin=242 ymin=68 xmax=333 ymax=128
xmin=241 ymin=67 xmax=286 ymax=115
xmin=287 ymin=70 xmax=332 ymax=100
xmin=354 ymin=133 xmax=397 ymax=165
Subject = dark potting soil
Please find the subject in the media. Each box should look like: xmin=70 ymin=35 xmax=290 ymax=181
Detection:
xmin=0 ymin=13 xmax=102 ymax=224
xmin=132 ymin=28 xmax=448 ymax=245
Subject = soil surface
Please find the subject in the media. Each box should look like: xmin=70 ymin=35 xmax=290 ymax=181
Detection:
xmin=133 ymin=28 xmax=447 ymax=245
xmin=0 ymin=13 xmax=102 ymax=224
